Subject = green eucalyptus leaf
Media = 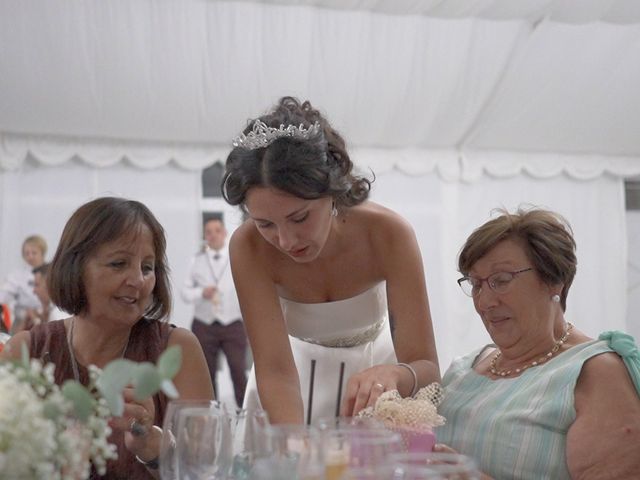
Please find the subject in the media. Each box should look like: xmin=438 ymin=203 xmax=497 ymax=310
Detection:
xmin=132 ymin=362 xmax=162 ymax=401
xmin=103 ymin=388 xmax=125 ymax=416
xmin=157 ymin=345 xmax=182 ymax=380
xmin=97 ymin=358 xmax=135 ymax=393
xmin=62 ymin=380 xmax=94 ymax=422
xmin=160 ymin=379 xmax=179 ymax=399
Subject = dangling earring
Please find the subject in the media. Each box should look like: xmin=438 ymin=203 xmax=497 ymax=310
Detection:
xmin=551 ymin=294 xmax=560 ymax=303
xmin=331 ymin=202 xmax=338 ymax=217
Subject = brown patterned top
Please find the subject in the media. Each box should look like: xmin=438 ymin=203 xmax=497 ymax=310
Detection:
xmin=30 ymin=318 xmax=174 ymax=480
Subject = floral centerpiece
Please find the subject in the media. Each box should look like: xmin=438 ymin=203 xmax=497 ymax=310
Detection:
xmin=0 ymin=345 xmax=181 ymax=480
xmin=357 ymin=382 xmax=446 ymax=452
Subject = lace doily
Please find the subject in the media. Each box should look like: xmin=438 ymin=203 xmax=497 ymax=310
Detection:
xmin=357 ymin=382 xmax=446 ymax=429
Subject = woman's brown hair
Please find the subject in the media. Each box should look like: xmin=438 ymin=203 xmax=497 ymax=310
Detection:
xmin=48 ymin=197 xmax=171 ymax=320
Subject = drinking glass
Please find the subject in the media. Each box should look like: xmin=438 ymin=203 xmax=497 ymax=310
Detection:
xmin=266 ymin=424 xmax=325 ymax=480
xmin=338 ymin=465 xmax=445 ymax=480
xmin=389 ymin=452 xmax=481 ymax=480
xmin=315 ymin=416 xmax=384 ymax=432
xmin=229 ymin=408 xmax=270 ymax=479
xmin=174 ymin=406 xmax=233 ymax=480
xmin=345 ymin=428 xmax=403 ymax=469
xmin=159 ymin=400 xmax=224 ymax=480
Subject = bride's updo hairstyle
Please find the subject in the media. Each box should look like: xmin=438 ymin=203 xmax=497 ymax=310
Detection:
xmin=222 ymin=97 xmax=371 ymax=210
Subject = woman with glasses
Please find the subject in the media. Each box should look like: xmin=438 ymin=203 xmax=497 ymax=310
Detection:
xmin=434 ymin=207 xmax=640 ymax=479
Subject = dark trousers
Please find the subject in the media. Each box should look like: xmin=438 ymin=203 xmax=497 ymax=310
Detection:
xmin=192 ymin=318 xmax=248 ymax=407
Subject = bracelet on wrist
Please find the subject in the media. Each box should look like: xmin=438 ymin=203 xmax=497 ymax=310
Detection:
xmin=396 ymin=362 xmax=418 ymax=397
xmin=135 ymin=455 xmax=159 ymax=470
xmin=134 ymin=425 xmax=162 ymax=470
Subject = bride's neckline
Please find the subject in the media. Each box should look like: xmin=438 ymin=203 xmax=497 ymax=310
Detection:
xmin=279 ymin=282 xmax=384 ymax=305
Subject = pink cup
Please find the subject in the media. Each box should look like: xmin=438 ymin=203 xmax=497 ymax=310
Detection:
xmin=393 ymin=427 xmax=436 ymax=453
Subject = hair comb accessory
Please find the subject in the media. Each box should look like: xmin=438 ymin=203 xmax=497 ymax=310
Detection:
xmin=232 ymin=119 xmax=321 ymax=150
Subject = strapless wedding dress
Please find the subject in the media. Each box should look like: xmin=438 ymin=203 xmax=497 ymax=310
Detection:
xmin=243 ymin=282 xmax=397 ymax=423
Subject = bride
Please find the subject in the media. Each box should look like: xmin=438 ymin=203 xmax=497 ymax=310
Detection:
xmin=223 ymin=97 xmax=440 ymax=424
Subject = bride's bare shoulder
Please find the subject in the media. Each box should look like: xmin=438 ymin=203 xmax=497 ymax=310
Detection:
xmin=348 ymin=201 xmax=415 ymax=234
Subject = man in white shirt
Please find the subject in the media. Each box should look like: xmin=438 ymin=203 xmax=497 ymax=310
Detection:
xmin=181 ymin=218 xmax=248 ymax=406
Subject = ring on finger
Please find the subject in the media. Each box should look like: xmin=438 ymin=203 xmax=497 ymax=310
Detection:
xmin=130 ymin=419 xmax=148 ymax=437
xmin=374 ymin=382 xmax=385 ymax=390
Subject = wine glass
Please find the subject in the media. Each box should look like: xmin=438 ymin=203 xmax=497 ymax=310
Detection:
xmin=174 ymin=406 xmax=233 ymax=480
xmin=229 ymin=408 xmax=270 ymax=479
xmin=389 ymin=452 xmax=481 ymax=479
xmin=159 ymin=400 xmax=225 ymax=480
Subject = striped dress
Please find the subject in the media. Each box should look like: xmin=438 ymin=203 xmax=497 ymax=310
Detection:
xmin=435 ymin=332 xmax=640 ymax=480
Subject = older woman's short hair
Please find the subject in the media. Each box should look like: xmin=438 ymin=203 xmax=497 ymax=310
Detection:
xmin=23 ymin=235 xmax=47 ymax=257
xmin=48 ymin=197 xmax=171 ymax=320
xmin=458 ymin=207 xmax=577 ymax=311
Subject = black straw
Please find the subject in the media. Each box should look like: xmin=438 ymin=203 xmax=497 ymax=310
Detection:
xmin=335 ymin=361 xmax=345 ymax=418
xmin=307 ymin=359 xmax=316 ymax=425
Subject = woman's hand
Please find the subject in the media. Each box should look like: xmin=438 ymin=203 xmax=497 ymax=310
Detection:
xmin=433 ymin=444 xmax=494 ymax=480
xmin=433 ymin=443 xmax=458 ymax=454
xmin=340 ymin=364 xmax=405 ymax=416
xmin=109 ymin=387 xmax=160 ymax=462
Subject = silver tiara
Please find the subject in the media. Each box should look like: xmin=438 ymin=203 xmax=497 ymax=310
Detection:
xmin=232 ymin=120 xmax=321 ymax=150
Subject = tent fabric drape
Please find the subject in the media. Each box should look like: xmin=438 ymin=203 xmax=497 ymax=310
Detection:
xmin=227 ymin=0 xmax=640 ymax=24
xmin=1 ymin=0 xmax=639 ymax=169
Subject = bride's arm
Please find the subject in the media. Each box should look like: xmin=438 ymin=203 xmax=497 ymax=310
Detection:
xmin=341 ymin=209 xmax=440 ymax=416
xmin=230 ymin=225 xmax=304 ymax=424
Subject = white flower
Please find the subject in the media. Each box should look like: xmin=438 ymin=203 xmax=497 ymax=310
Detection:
xmin=0 ymin=360 xmax=116 ymax=480
xmin=0 ymin=344 xmax=181 ymax=479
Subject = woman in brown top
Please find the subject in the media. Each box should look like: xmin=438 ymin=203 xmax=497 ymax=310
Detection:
xmin=1 ymin=197 xmax=214 ymax=479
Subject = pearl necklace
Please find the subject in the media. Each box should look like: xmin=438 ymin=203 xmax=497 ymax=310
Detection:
xmin=66 ymin=317 xmax=130 ymax=382
xmin=489 ymin=322 xmax=573 ymax=377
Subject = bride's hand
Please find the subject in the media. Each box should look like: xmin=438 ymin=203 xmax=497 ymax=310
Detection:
xmin=340 ymin=364 xmax=402 ymax=416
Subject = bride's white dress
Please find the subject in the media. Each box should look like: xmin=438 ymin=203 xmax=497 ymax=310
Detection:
xmin=243 ymin=282 xmax=397 ymax=423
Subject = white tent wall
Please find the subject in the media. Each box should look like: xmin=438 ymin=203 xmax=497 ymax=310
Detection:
xmin=369 ymin=168 xmax=627 ymax=370
xmin=1 ymin=0 xmax=639 ymax=370
xmin=0 ymin=159 xmax=630 ymax=371
xmin=0 ymin=162 xmax=203 ymax=333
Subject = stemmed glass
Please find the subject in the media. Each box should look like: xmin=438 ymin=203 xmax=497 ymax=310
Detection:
xmin=229 ymin=408 xmax=270 ymax=479
xmin=174 ymin=405 xmax=233 ymax=480
xmin=158 ymin=400 xmax=226 ymax=480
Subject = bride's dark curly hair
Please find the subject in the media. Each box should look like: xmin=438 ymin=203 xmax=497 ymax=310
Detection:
xmin=222 ymin=97 xmax=371 ymax=210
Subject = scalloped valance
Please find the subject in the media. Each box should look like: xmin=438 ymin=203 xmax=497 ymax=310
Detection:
xmin=2 ymin=133 xmax=639 ymax=181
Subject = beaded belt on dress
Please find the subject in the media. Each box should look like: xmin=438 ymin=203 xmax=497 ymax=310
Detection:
xmin=292 ymin=318 xmax=385 ymax=348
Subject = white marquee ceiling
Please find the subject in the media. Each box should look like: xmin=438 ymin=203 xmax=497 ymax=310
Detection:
xmin=1 ymin=0 xmax=639 ymax=177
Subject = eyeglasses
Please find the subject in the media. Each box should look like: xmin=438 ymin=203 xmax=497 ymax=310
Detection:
xmin=457 ymin=268 xmax=533 ymax=297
